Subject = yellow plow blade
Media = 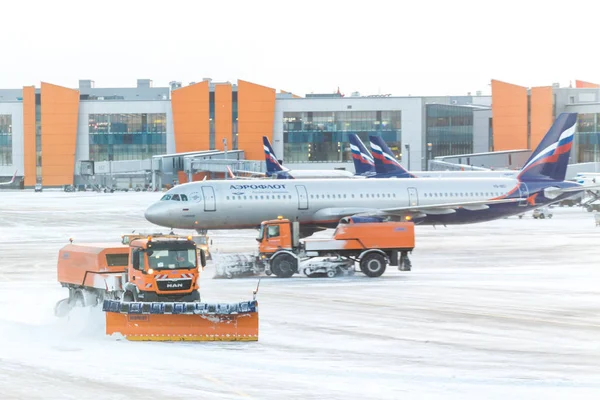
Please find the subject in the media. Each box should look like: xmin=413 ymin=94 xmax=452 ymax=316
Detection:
xmin=103 ymin=300 xmax=258 ymax=342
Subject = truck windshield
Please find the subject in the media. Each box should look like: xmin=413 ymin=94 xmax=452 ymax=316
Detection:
xmin=257 ymin=225 xmax=265 ymax=241
xmin=147 ymin=248 xmax=197 ymax=270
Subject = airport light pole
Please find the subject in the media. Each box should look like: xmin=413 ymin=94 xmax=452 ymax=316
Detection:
xmin=404 ymin=144 xmax=410 ymax=170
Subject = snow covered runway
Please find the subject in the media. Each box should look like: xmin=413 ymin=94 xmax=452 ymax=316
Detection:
xmin=0 ymin=191 xmax=599 ymax=399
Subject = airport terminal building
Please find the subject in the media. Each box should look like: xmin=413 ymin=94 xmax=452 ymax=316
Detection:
xmin=1 ymin=78 xmax=600 ymax=187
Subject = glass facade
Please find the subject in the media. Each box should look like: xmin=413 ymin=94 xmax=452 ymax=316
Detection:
xmin=209 ymin=92 xmax=215 ymax=150
xmin=426 ymin=105 xmax=474 ymax=159
xmin=0 ymin=114 xmax=12 ymax=165
xmin=232 ymin=91 xmax=238 ymax=150
xmin=283 ymin=110 xmax=402 ymax=162
xmin=88 ymin=113 xmax=167 ymax=161
xmin=575 ymin=113 xmax=600 ymax=163
xmin=36 ymin=94 xmax=41 ymax=180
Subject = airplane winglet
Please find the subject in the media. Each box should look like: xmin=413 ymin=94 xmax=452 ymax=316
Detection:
xmin=226 ymin=166 xmax=236 ymax=179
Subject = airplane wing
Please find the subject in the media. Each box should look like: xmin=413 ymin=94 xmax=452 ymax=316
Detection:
xmin=226 ymin=166 xmax=267 ymax=179
xmin=313 ymin=198 xmax=526 ymax=221
xmin=544 ymin=183 xmax=600 ymax=199
xmin=0 ymin=170 xmax=17 ymax=186
xmin=379 ymin=198 xmax=525 ymax=215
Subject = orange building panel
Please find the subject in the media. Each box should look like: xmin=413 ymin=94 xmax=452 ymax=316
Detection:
xmin=171 ymin=81 xmax=209 ymax=152
xmin=575 ymin=80 xmax=600 ymax=89
xmin=530 ymin=86 xmax=553 ymax=149
xmin=40 ymin=82 xmax=79 ymax=186
xmin=22 ymin=86 xmax=36 ymax=186
xmin=237 ymin=80 xmax=276 ymax=160
xmin=491 ymin=80 xmax=528 ymax=150
xmin=215 ymin=83 xmax=232 ymax=151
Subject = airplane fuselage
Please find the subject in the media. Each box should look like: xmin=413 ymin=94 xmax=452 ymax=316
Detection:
xmin=145 ymin=177 xmax=580 ymax=231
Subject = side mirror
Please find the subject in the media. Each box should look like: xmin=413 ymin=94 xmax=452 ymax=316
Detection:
xmin=132 ymin=250 xmax=140 ymax=270
xmin=199 ymin=249 xmax=207 ymax=268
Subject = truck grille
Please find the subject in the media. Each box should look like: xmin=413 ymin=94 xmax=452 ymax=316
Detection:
xmin=156 ymin=279 xmax=192 ymax=291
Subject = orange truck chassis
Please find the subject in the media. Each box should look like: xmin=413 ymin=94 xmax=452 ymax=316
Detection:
xmin=257 ymin=217 xmax=415 ymax=278
xmin=56 ymin=236 xmax=258 ymax=341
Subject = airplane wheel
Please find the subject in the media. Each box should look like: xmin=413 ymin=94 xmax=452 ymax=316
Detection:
xmin=271 ymin=254 xmax=297 ymax=278
xmin=360 ymin=253 xmax=387 ymax=278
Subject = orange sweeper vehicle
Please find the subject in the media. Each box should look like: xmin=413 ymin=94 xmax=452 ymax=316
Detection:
xmin=55 ymin=235 xmax=258 ymax=341
xmin=257 ymin=216 xmax=415 ymax=278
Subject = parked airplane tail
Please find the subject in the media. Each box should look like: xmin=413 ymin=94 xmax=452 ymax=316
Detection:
xmin=263 ymin=136 xmax=293 ymax=178
xmin=369 ymin=136 xmax=414 ymax=177
xmin=348 ymin=134 xmax=376 ymax=176
xmin=518 ymin=113 xmax=577 ymax=182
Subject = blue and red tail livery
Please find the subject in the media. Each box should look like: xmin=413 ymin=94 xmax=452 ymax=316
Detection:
xmin=369 ymin=136 xmax=415 ymax=177
xmin=518 ymin=113 xmax=577 ymax=182
xmin=263 ymin=136 xmax=293 ymax=179
xmin=348 ymin=134 xmax=376 ymax=176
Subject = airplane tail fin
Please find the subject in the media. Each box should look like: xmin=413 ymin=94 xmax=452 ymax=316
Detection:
xmin=517 ymin=113 xmax=577 ymax=182
xmin=263 ymin=136 xmax=293 ymax=179
xmin=263 ymin=136 xmax=287 ymax=173
xmin=369 ymin=136 xmax=413 ymax=177
xmin=348 ymin=134 xmax=376 ymax=176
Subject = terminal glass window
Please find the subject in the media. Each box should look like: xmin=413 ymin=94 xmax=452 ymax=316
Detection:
xmin=575 ymin=113 xmax=600 ymax=163
xmin=0 ymin=114 xmax=12 ymax=165
xmin=425 ymin=104 xmax=474 ymax=159
xmin=283 ymin=110 xmax=402 ymax=162
xmin=88 ymin=113 xmax=167 ymax=161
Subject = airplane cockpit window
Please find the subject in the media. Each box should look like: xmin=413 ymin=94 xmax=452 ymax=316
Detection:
xmin=172 ymin=194 xmax=181 ymax=201
xmin=161 ymin=194 xmax=172 ymax=201
xmin=181 ymin=194 xmax=188 ymax=201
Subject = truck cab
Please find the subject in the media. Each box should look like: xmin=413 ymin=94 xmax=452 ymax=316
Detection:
xmin=257 ymin=217 xmax=299 ymax=255
xmin=125 ymin=237 xmax=201 ymax=302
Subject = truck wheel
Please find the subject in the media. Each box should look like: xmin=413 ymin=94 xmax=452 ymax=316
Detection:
xmin=68 ymin=290 xmax=85 ymax=308
xmin=360 ymin=253 xmax=387 ymax=278
xmin=122 ymin=291 xmax=135 ymax=302
xmin=190 ymin=290 xmax=201 ymax=302
xmin=327 ymin=270 xmax=336 ymax=278
xmin=271 ymin=254 xmax=297 ymax=278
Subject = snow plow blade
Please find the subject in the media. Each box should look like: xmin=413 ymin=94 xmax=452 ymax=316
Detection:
xmin=102 ymin=300 xmax=259 ymax=341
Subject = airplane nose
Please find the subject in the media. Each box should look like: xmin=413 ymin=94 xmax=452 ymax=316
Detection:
xmin=144 ymin=203 xmax=171 ymax=227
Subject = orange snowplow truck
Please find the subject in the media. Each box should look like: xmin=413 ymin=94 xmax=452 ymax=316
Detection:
xmin=257 ymin=216 xmax=415 ymax=278
xmin=56 ymin=236 xmax=259 ymax=341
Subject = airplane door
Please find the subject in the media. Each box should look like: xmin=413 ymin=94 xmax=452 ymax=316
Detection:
xmin=295 ymin=185 xmax=308 ymax=210
xmin=201 ymin=186 xmax=216 ymax=211
xmin=518 ymin=182 xmax=529 ymax=206
xmin=407 ymin=187 xmax=418 ymax=206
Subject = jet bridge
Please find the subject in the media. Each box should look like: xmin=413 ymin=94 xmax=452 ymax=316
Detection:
xmin=151 ymin=150 xmax=265 ymax=189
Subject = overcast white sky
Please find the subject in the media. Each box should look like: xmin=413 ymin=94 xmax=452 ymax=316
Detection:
xmin=1 ymin=0 xmax=599 ymax=96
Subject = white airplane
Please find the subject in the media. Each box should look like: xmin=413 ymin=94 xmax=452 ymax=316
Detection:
xmin=261 ymin=136 xmax=354 ymax=179
xmin=0 ymin=170 xmax=17 ymax=186
xmin=145 ymin=114 xmax=592 ymax=237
